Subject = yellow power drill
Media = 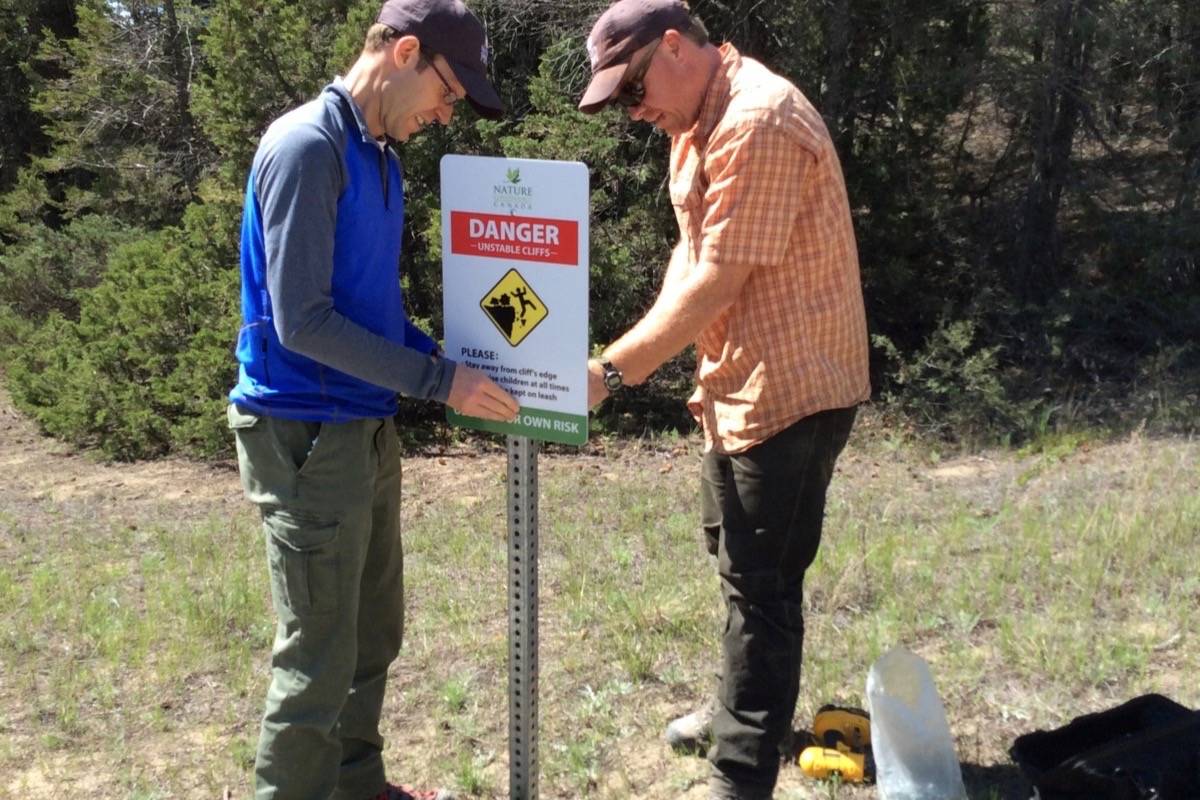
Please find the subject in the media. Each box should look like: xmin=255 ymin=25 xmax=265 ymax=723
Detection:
xmin=797 ymin=704 xmax=875 ymax=783
xmin=798 ymin=746 xmax=873 ymax=782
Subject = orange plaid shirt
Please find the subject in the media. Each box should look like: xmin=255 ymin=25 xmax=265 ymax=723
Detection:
xmin=671 ymin=44 xmax=870 ymax=454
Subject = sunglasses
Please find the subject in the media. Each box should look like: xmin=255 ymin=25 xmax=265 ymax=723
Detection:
xmin=613 ymin=39 xmax=661 ymax=108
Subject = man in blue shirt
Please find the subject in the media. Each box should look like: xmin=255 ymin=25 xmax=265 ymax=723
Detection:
xmin=227 ymin=2 xmax=518 ymax=798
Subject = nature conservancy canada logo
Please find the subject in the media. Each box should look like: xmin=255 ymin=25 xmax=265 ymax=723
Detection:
xmin=493 ymin=167 xmax=534 ymax=211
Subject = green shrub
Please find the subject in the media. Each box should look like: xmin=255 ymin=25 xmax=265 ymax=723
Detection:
xmin=873 ymin=319 xmax=1041 ymax=445
xmin=0 ymin=214 xmax=141 ymax=323
xmin=5 ymin=199 xmax=240 ymax=460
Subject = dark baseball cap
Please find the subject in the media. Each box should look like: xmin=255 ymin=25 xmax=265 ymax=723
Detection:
xmin=578 ymin=0 xmax=693 ymax=113
xmin=377 ymin=0 xmax=504 ymax=119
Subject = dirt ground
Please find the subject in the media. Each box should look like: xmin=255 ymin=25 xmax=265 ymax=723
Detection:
xmin=0 ymin=391 xmax=983 ymax=799
xmin=2 ymin=385 xmax=1194 ymax=799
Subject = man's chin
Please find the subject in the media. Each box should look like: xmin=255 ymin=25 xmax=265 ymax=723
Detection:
xmin=645 ymin=114 xmax=682 ymax=135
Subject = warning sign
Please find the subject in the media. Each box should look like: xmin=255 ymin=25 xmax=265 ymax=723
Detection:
xmin=481 ymin=269 xmax=547 ymax=347
xmin=442 ymin=155 xmax=589 ymax=445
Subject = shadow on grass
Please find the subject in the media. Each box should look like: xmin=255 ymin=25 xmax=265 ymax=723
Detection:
xmin=962 ymin=761 xmax=1029 ymax=799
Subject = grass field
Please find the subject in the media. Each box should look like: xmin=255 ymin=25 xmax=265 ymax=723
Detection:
xmin=1 ymin=395 xmax=1197 ymax=798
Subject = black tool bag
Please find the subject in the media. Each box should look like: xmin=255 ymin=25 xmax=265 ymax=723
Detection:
xmin=1010 ymin=694 xmax=1200 ymax=800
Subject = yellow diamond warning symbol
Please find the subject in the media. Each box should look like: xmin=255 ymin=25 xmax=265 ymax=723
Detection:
xmin=480 ymin=269 xmax=548 ymax=347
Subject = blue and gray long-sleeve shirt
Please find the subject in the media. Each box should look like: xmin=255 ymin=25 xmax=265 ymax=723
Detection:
xmin=229 ymin=80 xmax=456 ymax=422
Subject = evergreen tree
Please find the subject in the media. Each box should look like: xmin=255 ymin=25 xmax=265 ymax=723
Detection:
xmin=30 ymin=0 xmax=212 ymax=227
xmin=0 ymin=0 xmax=75 ymax=194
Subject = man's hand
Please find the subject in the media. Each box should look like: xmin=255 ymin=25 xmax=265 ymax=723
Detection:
xmin=587 ymin=358 xmax=610 ymax=410
xmin=447 ymin=364 xmax=520 ymax=421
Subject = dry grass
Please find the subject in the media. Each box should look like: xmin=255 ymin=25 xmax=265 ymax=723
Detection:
xmin=1 ymin=391 xmax=1197 ymax=799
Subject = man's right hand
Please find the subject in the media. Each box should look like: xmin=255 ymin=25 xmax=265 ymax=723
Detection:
xmin=447 ymin=364 xmax=520 ymax=422
xmin=586 ymin=358 xmax=610 ymax=410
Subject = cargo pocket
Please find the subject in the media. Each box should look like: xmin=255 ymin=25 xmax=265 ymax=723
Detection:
xmin=227 ymin=403 xmax=261 ymax=430
xmin=263 ymin=508 xmax=340 ymax=617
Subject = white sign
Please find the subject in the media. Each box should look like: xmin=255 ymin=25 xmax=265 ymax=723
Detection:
xmin=441 ymin=155 xmax=590 ymax=445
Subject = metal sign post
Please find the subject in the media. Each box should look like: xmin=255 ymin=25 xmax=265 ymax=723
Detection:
xmin=507 ymin=434 xmax=539 ymax=799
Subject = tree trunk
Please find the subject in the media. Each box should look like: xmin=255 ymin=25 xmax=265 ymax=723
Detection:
xmin=821 ymin=0 xmax=855 ymax=157
xmin=1172 ymin=0 xmax=1199 ymax=213
xmin=162 ymin=0 xmax=198 ymax=191
xmin=1015 ymin=0 xmax=1100 ymax=302
xmin=1167 ymin=0 xmax=1199 ymax=287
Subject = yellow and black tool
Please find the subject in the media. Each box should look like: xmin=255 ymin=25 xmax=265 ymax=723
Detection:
xmin=797 ymin=746 xmax=873 ymax=782
xmin=797 ymin=704 xmax=874 ymax=783
xmin=813 ymin=704 xmax=871 ymax=751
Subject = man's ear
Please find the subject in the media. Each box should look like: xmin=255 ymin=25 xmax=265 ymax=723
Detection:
xmin=661 ymin=29 xmax=684 ymax=60
xmin=389 ymin=34 xmax=421 ymax=70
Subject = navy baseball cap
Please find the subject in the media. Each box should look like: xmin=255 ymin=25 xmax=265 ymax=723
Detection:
xmin=579 ymin=0 xmax=693 ymax=113
xmin=377 ymin=0 xmax=504 ymax=119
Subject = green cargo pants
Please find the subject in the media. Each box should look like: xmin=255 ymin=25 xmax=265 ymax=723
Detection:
xmin=229 ymin=404 xmax=405 ymax=800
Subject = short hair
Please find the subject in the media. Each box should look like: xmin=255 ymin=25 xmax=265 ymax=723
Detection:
xmin=680 ymin=13 xmax=709 ymax=46
xmin=364 ymin=22 xmax=403 ymax=52
xmin=363 ymin=22 xmax=430 ymax=71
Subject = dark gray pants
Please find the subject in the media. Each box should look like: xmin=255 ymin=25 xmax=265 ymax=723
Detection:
xmin=229 ymin=405 xmax=405 ymax=800
xmin=702 ymin=406 xmax=857 ymax=799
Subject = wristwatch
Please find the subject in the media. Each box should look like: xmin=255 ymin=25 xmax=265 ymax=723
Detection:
xmin=599 ymin=360 xmax=624 ymax=392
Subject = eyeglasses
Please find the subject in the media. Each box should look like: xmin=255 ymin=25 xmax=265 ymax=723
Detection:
xmin=424 ymin=54 xmax=461 ymax=107
xmin=614 ymin=39 xmax=660 ymax=108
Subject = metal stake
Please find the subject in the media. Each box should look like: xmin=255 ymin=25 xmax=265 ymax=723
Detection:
xmin=507 ymin=435 xmax=539 ymax=799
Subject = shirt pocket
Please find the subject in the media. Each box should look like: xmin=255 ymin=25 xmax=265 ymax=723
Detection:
xmin=669 ymin=167 xmax=706 ymax=261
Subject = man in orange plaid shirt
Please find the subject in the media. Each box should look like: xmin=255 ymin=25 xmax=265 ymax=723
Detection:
xmin=579 ymin=1 xmax=870 ymax=797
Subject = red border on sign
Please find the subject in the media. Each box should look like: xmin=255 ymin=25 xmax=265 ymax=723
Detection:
xmin=450 ymin=211 xmax=579 ymax=266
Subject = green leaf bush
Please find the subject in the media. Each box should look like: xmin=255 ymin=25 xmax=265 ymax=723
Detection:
xmin=5 ymin=200 xmax=240 ymax=459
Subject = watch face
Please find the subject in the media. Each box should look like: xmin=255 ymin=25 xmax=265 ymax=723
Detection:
xmin=604 ymin=371 xmax=623 ymax=391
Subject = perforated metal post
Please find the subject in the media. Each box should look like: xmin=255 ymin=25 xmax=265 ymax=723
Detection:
xmin=507 ymin=435 xmax=539 ymax=799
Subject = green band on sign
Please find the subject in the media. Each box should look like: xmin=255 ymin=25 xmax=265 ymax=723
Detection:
xmin=447 ymin=406 xmax=588 ymax=446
